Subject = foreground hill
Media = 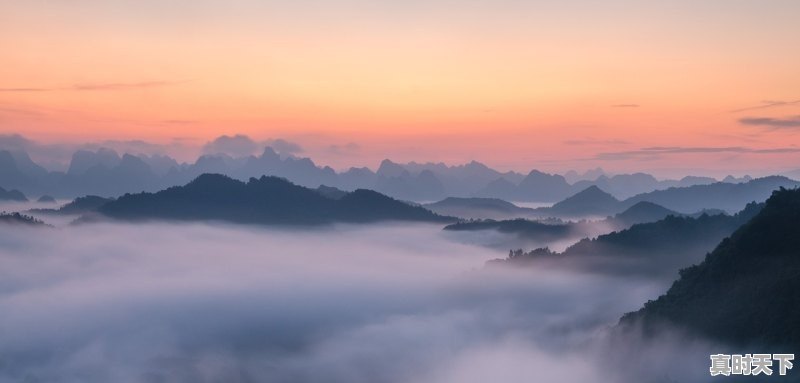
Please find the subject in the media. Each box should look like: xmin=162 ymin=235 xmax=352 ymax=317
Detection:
xmin=97 ymin=174 xmax=453 ymax=225
xmin=620 ymin=188 xmax=800 ymax=347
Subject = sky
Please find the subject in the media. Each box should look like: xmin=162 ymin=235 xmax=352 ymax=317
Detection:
xmin=1 ymin=0 xmax=799 ymax=176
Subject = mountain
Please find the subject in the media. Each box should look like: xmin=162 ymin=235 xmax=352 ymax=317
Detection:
xmin=31 ymin=195 xmax=114 ymax=215
xmin=315 ymin=185 xmax=347 ymax=200
xmin=0 ymin=143 xmax=783 ymax=204
xmin=620 ymin=188 xmax=800 ymax=348
xmin=516 ymin=170 xmax=573 ymax=202
xmin=67 ymin=148 xmax=122 ymax=176
xmin=608 ymin=201 xmax=679 ymax=227
xmin=36 ymin=195 xmax=56 ymax=203
xmin=492 ymin=202 xmax=764 ymax=277
xmin=564 ymin=167 xmax=606 ymax=183
xmin=474 ymin=178 xmax=520 ymax=201
xmin=97 ymin=174 xmax=453 ymax=225
xmin=623 ymin=176 xmax=800 ymax=213
xmin=58 ymin=152 xmax=164 ymax=197
xmin=541 ymin=186 xmax=621 ymax=217
xmin=444 ymin=218 xmax=574 ymax=242
xmin=0 ymin=150 xmax=55 ymax=195
xmin=0 ymin=212 xmax=48 ymax=227
xmin=424 ymin=197 xmax=535 ymax=220
xmin=0 ymin=185 xmax=27 ymax=201
xmin=573 ymin=173 xmax=660 ymax=200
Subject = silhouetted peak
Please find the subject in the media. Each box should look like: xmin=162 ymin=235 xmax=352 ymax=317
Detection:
xmin=465 ymin=160 xmax=490 ymax=171
xmin=377 ymin=159 xmax=406 ymax=177
xmin=186 ymin=173 xmax=241 ymax=189
xmin=615 ymin=201 xmax=676 ymax=220
xmin=563 ymin=185 xmax=617 ymax=202
xmin=37 ymin=195 xmax=56 ymax=203
xmin=548 ymin=185 xmax=620 ymax=215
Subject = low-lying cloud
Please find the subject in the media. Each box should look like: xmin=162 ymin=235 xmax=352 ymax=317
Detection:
xmin=202 ymin=135 xmax=304 ymax=158
xmin=739 ymin=115 xmax=800 ymax=129
xmin=595 ymin=145 xmax=800 ymax=160
xmin=0 ymin=221 xmax=724 ymax=382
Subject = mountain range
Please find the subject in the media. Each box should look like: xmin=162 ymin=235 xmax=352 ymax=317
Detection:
xmin=91 ymin=174 xmax=454 ymax=225
xmin=487 ymin=201 xmax=764 ymax=277
xmin=428 ymin=177 xmax=798 ymax=220
xmin=0 ymin=146 xmax=764 ymax=202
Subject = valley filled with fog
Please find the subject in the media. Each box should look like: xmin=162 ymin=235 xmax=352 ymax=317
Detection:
xmin=0 ymin=218 xmax=724 ymax=383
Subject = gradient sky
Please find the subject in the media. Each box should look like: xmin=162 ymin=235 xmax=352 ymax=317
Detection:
xmin=1 ymin=0 xmax=799 ymax=177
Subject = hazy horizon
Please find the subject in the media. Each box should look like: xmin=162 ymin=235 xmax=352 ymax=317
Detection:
xmin=3 ymin=1 xmax=800 ymax=177
xmin=1 ymin=132 xmax=795 ymax=180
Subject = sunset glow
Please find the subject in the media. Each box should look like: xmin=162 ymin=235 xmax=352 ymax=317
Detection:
xmin=2 ymin=0 xmax=799 ymax=176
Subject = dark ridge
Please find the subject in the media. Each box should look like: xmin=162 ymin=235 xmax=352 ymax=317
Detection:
xmin=491 ymin=201 xmax=764 ymax=276
xmin=619 ymin=187 xmax=800 ymax=348
xmin=97 ymin=173 xmax=454 ymax=225
xmin=31 ymin=195 xmax=114 ymax=215
xmin=444 ymin=218 xmax=572 ymax=241
xmin=36 ymin=195 xmax=56 ymax=203
xmin=0 ymin=212 xmax=49 ymax=227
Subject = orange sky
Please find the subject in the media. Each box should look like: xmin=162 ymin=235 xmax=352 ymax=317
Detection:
xmin=1 ymin=0 xmax=799 ymax=177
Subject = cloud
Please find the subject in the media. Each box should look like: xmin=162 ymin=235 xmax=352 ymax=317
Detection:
xmin=265 ymin=138 xmax=304 ymax=156
xmin=0 ymin=87 xmax=49 ymax=92
xmin=327 ymin=142 xmax=361 ymax=155
xmin=161 ymin=119 xmax=197 ymax=125
xmin=730 ymin=99 xmax=800 ymax=113
xmin=563 ymin=139 xmax=629 ymax=146
xmin=610 ymin=104 xmax=640 ymax=108
xmin=594 ymin=146 xmax=800 ymax=160
xmin=71 ymin=80 xmax=185 ymax=91
xmin=202 ymin=134 xmax=260 ymax=157
xmin=0 ymin=80 xmax=185 ymax=92
xmin=738 ymin=115 xmax=800 ymax=129
xmin=0 ymin=106 xmax=45 ymax=116
xmin=0 ymin=220 xmax=707 ymax=383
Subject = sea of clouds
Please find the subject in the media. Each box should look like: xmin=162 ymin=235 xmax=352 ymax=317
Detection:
xmin=0 ymin=220 xmax=723 ymax=382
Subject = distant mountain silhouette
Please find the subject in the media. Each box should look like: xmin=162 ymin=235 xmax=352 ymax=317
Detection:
xmin=0 ymin=185 xmax=27 ymax=201
xmin=623 ymin=176 xmax=799 ymax=213
xmin=0 ymin=142 xmax=781 ymax=203
xmin=608 ymin=201 xmax=678 ymax=227
xmin=564 ymin=167 xmax=606 ymax=184
xmin=491 ymin=202 xmax=764 ymax=277
xmin=540 ymin=186 xmax=621 ymax=217
xmin=516 ymin=170 xmax=573 ymax=201
xmin=620 ymin=188 xmax=800 ymax=348
xmin=36 ymin=195 xmax=56 ymax=203
xmin=97 ymin=174 xmax=453 ymax=225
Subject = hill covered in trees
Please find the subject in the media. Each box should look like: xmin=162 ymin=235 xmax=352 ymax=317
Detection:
xmin=490 ymin=202 xmax=764 ymax=276
xmin=0 ymin=212 xmax=49 ymax=227
xmin=97 ymin=174 xmax=454 ymax=225
xmin=620 ymin=188 xmax=800 ymax=348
